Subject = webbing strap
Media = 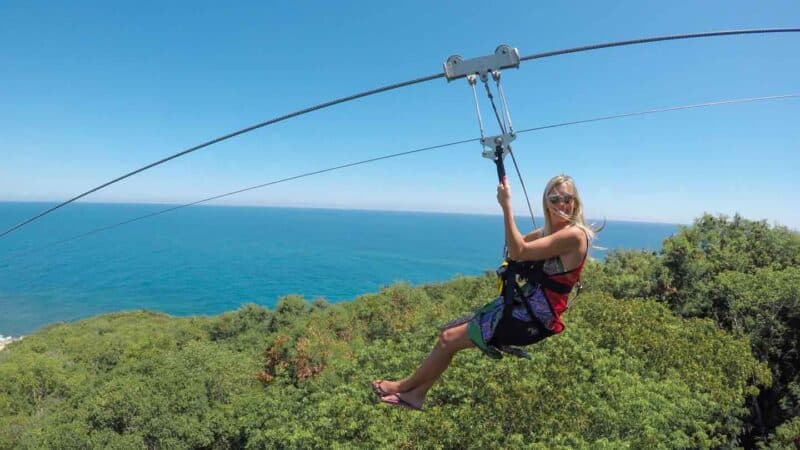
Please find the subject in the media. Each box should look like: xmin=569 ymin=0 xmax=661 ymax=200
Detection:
xmin=505 ymin=260 xmax=572 ymax=294
xmin=498 ymin=264 xmax=558 ymax=330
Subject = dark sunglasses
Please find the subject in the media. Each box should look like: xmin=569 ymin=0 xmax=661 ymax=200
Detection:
xmin=548 ymin=194 xmax=574 ymax=205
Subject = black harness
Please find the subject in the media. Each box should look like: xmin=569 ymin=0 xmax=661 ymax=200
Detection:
xmin=497 ymin=259 xmax=573 ymax=327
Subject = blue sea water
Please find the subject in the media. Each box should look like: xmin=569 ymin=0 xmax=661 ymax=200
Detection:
xmin=0 ymin=202 xmax=679 ymax=336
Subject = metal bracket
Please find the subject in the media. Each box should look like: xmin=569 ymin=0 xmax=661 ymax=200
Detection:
xmin=481 ymin=132 xmax=516 ymax=160
xmin=444 ymin=45 xmax=520 ymax=82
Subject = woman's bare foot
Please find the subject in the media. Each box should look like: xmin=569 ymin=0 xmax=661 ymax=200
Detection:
xmin=371 ymin=379 xmax=401 ymax=397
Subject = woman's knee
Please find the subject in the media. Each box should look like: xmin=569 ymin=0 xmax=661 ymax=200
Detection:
xmin=437 ymin=324 xmax=472 ymax=352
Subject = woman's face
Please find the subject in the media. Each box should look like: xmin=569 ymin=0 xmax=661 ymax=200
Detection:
xmin=546 ymin=183 xmax=575 ymax=227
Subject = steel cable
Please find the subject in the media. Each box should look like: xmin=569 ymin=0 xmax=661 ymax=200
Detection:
xmin=480 ymin=77 xmax=538 ymax=230
xmin=0 ymin=73 xmax=444 ymax=239
xmin=3 ymin=92 xmax=796 ymax=263
xmin=519 ymin=28 xmax=800 ymax=61
xmin=2 ymin=27 xmax=798 ymax=239
xmin=2 ymin=138 xmax=478 ymax=261
xmin=515 ymin=93 xmax=800 ymax=135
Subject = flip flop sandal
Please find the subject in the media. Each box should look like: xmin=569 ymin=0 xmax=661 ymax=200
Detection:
xmin=380 ymin=393 xmax=423 ymax=411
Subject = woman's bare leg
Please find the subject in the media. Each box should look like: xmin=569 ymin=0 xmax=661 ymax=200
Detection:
xmin=376 ymin=322 xmax=474 ymax=406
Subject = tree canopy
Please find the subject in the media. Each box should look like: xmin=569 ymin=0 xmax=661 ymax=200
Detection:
xmin=585 ymin=214 xmax=800 ymax=447
xmin=1 ymin=213 xmax=797 ymax=448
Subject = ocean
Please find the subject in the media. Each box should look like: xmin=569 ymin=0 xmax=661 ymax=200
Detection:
xmin=0 ymin=202 xmax=679 ymax=336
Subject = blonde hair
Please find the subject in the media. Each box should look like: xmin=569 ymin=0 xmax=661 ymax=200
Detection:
xmin=541 ymin=174 xmax=603 ymax=240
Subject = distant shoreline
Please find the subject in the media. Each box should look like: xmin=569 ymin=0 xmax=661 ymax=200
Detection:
xmin=0 ymin=202 xmax=684 ymax=337
xmin=0 ymin=336 xmax=23 ymax=352
xmin=0 ymin=200 xmax=686 ymax=227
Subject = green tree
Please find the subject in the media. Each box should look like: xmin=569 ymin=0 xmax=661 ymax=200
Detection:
xmin=582 ymin=249 xmax=667 ymax=300
xmin=1 ymin=215 xmax=790 ymax=448
xmin=655 ymin=214 xmax=800 ymax=445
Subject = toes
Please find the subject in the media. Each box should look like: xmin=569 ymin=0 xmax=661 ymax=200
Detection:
xmin=372 ymin=380 xmax=392 ymax=396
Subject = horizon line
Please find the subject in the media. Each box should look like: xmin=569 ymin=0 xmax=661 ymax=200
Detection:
xmin=0 ymin=198 xmax=710 ymax=228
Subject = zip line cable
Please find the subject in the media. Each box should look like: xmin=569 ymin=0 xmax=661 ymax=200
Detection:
xmin=0 ymin=73 xmax=444 ymax=240
xmin=2 ymin=138 xmax=479 ymax=261
xmin=519 ymin=28 xmax=800 ymax=62
xmin=479 ymin=75 xmax=538 ymax=229
xmin=514 ymin=93 xmax=800 ymax=134
xmin=496 ymin=77 xmax=515 ymax=134
xmin=469 ymin=78 xmax=486 ymax=139
xmin=508 ymin=150 xmax=537 ymax=230
xmin=3 ymin=92 xmax=797 ymax=263
xmin=483 ymin=78 xmax=507 ymax=135
xmin=1 ymin=27 xmax=799 ymax=239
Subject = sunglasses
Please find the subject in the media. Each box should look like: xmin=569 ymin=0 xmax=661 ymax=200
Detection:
xmin=547 ymin=194 xmax=574 ymax=205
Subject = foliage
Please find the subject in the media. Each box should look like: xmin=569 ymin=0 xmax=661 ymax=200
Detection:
xmin=661 ymin=214 xmax=799 ymax=318
xmin=1 ymin=213 xmax=795 ymax=448
xmin=762 ymin=416 xmax=800 ymax=449
xmin=0 ymin=276 xmax=767 ymax=449
xmin=657 ymin=214 xmax=800 ymax=445
xmin=582 ymin=213 xmax=800 ymax=446
xmin=582 ymin=249 xmax=667 ymax=300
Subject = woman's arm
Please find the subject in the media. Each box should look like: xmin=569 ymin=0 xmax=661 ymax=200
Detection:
xmin=513 ymin=227 xmax=582 ymax=261
xmin=498 ymin=181 xmax=581 ymax=261
xmin=498 ymin=180 xmax=526 ymax=257
xmin=523 ymin=229 xmax=543 ymax=242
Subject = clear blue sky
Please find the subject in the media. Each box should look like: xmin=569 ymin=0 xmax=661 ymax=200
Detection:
xmin=1 ymin=1 xmax=798 ymax=228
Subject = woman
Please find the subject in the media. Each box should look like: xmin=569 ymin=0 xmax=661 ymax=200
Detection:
xmin=372 ymin=174 xmax=597 ymax=411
